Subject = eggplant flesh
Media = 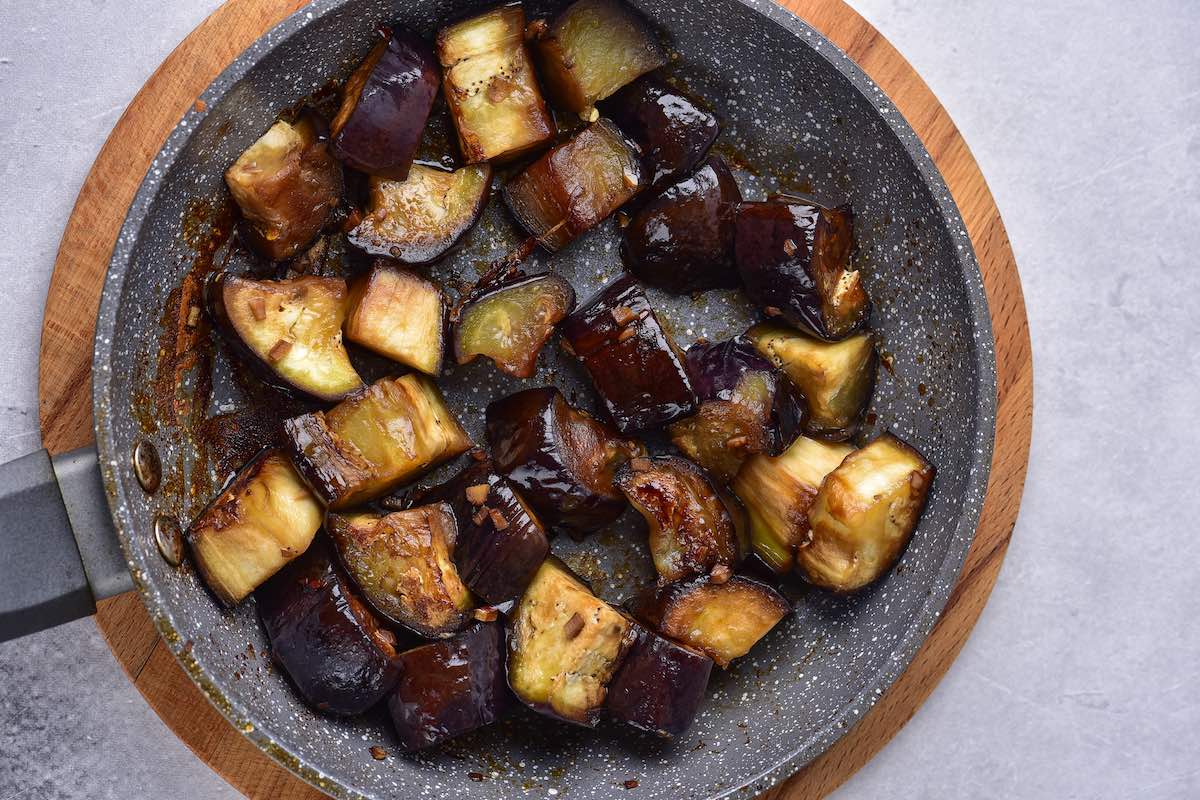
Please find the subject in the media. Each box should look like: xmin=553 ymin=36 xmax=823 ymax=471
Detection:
xmin=207 ymin=273 xmax=364 ymax=402
xmin=448 ymin=474 xmax=550 ymax=604
xmin=486 ymin=387 xmax=644 ymax=535
xmin=561 ymin=274 xmax=697 ymax=433
xmin=283 ymin=374 xmax=473 ymax=509
xmin=801 ymin=434 xmax=933 ymax=592
xmin=630 ymin=575 xmax=789 ymax=668
xmin=606 ymin=625 xmax=712 ymax=738
xmin=344 ymin=264 xmax=444 ymax=376
xmin=330 ymin=28 xmax=440 ymax=180
xmin=348 ymin=163 xmax=492 ymax=264
xmin=507 ymin=557 xmax=635 ymax=726
xmin=388 ymin=621 xmax=511 ymax=751
xmin=532 ymin=0 xmax=667 ymax=115
xmin=187 ymin=449 xmax=323 ymax=606
xmin=224 ymin=115 xmax=342 ymax=261
xmin=454 ymin=273 xmax=576 ymax=378
xmin=256 ymin=542 xmax=400 ymax=715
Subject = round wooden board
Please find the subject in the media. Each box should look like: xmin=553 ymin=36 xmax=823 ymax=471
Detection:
xmin=38 ymin=0 xmax=1032 ymax=797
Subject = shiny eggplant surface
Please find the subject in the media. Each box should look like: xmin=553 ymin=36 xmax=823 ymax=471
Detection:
xmin=344 ymin=263 xmax=444 ymax=375
xmin=256 ymin=541 xmax=400 ymax=715
xmin=388 ymin=621 xmax=511 ymax=751
xmin=449 ymin=474 xmax=550 ymax=604
xmin=453 ymin=273 xmax=576 ymax=378
xmin=486 ymin=387 xmax=644 ymax=534
xmin=561 ymin=275 xmax=697 ymax=432
xmin=606 ymin=624 xmax=712 ymax=738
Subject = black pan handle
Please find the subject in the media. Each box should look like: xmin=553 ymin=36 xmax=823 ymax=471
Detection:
xmin=0 ymin=445 xmax=133 ymax=642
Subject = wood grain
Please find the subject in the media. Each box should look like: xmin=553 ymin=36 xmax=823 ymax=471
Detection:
xmin=38 ymin=0 xmax=1032 ymax=798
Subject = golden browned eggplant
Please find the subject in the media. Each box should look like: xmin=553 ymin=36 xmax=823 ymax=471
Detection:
xmin=437 ymin=4 xmax=555 ymax=163
xmin=800 ymin=434 xmax=933 ymax=592
xmin=606 ymin=625 xmax=712 ymax=738
xmin=453 ymin=273 xmax=575 ymax=377
xmin=506 ymin=557 xmax=636 ymax=725
xmin=449 ymin=474 xmax=550 ymax=604
xmin=344 ymin=264 xmax=444 ymax=375
xmin=283 ymin=374 xmax=473 ymax=509
xmin=187 ymin=449 xmax=323 ymax=606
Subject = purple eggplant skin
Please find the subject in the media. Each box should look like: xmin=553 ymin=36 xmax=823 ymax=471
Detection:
xmin=387 ymin=621 xmax=511 ymax=752
xmin=331 ymin=27 xmax=440 ymax=180
xmin=599 ymin=76 xmax=720 ymax=197
xmin=605 ymin=624 xmax=712 ymax=739
xmin=561 ymin=275 xmax=698 ymax=433
xmin=255 ymin=542 xmax=400 ymax=716
xmin=452 ymin=474 xmax=551 ymax=604
xmin=734 ymin=201 xmax=870 ymax=341
xmin=621 ymin=156 xmax=742 ymax=294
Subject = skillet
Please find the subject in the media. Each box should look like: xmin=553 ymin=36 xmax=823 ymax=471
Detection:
xmin=0 ymin=0 xmax=997 ymax=797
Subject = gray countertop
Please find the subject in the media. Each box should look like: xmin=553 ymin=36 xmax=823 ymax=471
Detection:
xmin=2 ymin=1 xmax=1198 ymax=798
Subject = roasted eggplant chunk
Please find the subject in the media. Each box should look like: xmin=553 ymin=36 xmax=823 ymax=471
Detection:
xmin=224 ymin=115 xmax=342 ymax=261
xmin=600 ymin=76 xmax=719 ymax=196
xmin=615 ymin=456 xmax=742 ymax=582
xmin=486 ymin=387 xmax=644 ymax=534
xmin=449 ymin=474 xmax=550 ymax=604
xmin=507 ymin=557 xmax=635 ymax=725
xmin=284 ymin=374 xmax=472 ymax=509
xmin=206 ymin=273 xmax=364 ymax=402
xmin=437 ymin=4 xmax=555 ymax=163
xmin=630 ymin=574 xmax=789 ymax=668
xmin=388 ymin=621 xmax=511 ymax=751
xmin=187 ymin=449 xmax=323 ymax=606
xmin=668 ymin=338 xmax=802 ymax=483
xmin=503 ymin=119 xmax=642 ymax=252
xmin=732 ymin=435 xmax=854 ymax=573
xmin=621 ymin=156 xmax=742 ymax=294
xmin=256 ymin=542 xmax=400 ymax=715
xmin=735 ymin=201 xmax=869 ymax=340
xmin=606 ymin=625 xmax=712 ymax=738
xmin=344 ymin=264 xmax=444 ymax=375
xmin=800 ymin=434 xmax=933 ymax=592
xmin=749 ymin=323 xmax=876 ymax=440
xmin=453 ymin=273 xmax=576 ymax=377
xmin=531 ymin=0 xmax=666 ymax=115
xmin=327 ymin=504 xmax=473 ymax=637
xmin=348 ymin=163 xmax=492 ymax=264
xmin=330 ymin=27 xmax=440 ymax=180
xmin=561 ymin=275 xmax=697 ymax=432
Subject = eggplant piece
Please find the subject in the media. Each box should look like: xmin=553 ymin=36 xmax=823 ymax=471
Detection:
xmin=206 ymin=273 xmax=364 ymax=402
xmin=606 ymin=625 xmax=712 ymax=738
xmin=330 ymin=28 xmax=440 ymax=180
xmin=256 ymin=541 xmax=400 ymax=715
xmin=283 ymin=374 xmax=473 ymax=509
xmin=486 ymin=387 xmax=644 ymax=534
xmin=560 ymin=275 xmax=697 ymax=432
xmin=599 ymin=76 xmax=719 ymax=196
xmin=621 ymin=156 xmax=742 ymax=294
xmin=735 ymin=201 xmax=869 ymax=340
xmin=503 ymin=119 xmax=642 ymax=252
xmin=450 ymin=474 xmax=550 ymax=604
xmin=348 ymin=163 xmax=492 ymax=264
xmin=506 ymin=557 xmax=636 ymax=726
xmin=800 ymin=434 xmax=934 ymax=592
xmin=224 ymin=115 xmax=343 ymax=261
xmin=344 ymin=264 xmax=444 ymax=375
xmin=388 ymin=621 xmax=511 ymax=751
xmin=437 ymin=4 xmax=555 ymax=163
xmin=615 ymin=456 xmax=742 ymax=582
xmin=453 ymin=273 xmax=576 ymax=378
xmin=731 ymin=435 xmax=854 ymax=574
xmin=748 ymin=323 xmax=876 ymax=440
xmin=327 ymin=504 xmax=473 ymax=638
xmin=629 ymin=574 xmax=789 ymax=668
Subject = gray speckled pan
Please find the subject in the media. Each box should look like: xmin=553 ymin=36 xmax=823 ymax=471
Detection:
xmin=91 ymin=0 xmax=996 ymax=797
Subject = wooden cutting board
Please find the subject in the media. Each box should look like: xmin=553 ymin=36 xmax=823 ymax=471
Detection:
xmin=37 ymin=0 xmax=1033 ymax=797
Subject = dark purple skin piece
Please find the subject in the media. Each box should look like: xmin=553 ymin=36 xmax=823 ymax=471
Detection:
xmin=256 ymin=543 xmax=400 ymax=716
xmin=452 ymin=475 xmax=551 ymax=604
xmin=621 ymin=156 xmax=742 ymax=294
xmin=331 ymin=27 xmax=440 ymax=180
xmin=387 ymin=621 xmax=511 ymax=752
xmin=606 ymin=624 xmax=713 ymax=738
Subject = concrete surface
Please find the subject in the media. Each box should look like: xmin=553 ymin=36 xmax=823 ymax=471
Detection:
xmin=1 ymin=0 xmax=1197 ymax=797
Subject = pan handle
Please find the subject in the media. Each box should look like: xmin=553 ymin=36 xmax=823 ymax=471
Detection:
xmin=0 ymin=445 xmax=132 ymax=642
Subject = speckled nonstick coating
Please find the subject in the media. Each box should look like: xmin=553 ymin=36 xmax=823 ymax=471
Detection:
xmin=92 ymin=0 xmax=997 ymax=797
